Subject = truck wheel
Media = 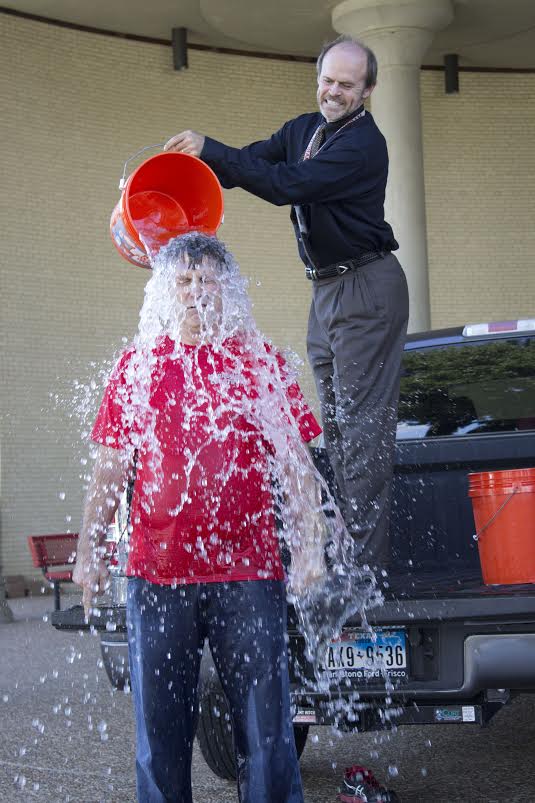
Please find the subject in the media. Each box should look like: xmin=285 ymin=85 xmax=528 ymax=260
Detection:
xmin=196 ymin=685 xmax=310 ymax=781
xmin=197 ymin=687 xmax=236 ymax=780
xmin=99 ymin=633 xmax=130 ymax=691
xmin=293 ymin=723 xmax=310 ymax=757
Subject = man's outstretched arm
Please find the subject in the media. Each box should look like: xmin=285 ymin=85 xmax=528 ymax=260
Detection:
xmin=163 ymin=126 xmax=288 ymax=188
xmin=72 ymin=445 xmax=133 ymax=618
xmin=165 ymin=128 xmax=366 ymax=207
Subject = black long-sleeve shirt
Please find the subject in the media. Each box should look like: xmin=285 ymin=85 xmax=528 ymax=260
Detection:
xmin=201 ymin=107 xmax=398 ymax=270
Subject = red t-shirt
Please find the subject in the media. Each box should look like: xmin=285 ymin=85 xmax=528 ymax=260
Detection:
xmin=92 ymin=336 xmax=321 ymax=585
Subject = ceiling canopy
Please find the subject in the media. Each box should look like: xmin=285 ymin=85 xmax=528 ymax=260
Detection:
xmin=3 ymin=0 xmax=535 ymax=68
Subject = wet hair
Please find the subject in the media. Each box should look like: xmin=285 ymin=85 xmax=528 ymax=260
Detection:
xmin=155 ymin=232 xmax=233 ymax=272
xmin=142 ymin=231 xmax=251 ymax=339
xmin=316 ymin=35 xmax=378 ymax=89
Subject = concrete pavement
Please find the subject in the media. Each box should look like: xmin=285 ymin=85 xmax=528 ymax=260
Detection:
xmin=1 ymin=595 xmax=535 ymax=802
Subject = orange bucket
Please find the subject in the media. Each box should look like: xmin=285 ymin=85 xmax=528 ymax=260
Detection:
xmin=468 ymin=468 xmax=535 ymax=585
xmin=110 ymin=147 xmax=224 ymax=268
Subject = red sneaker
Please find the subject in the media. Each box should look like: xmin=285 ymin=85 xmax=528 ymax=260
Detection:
xmin=337 ymin=765 xmax=400 ymax=803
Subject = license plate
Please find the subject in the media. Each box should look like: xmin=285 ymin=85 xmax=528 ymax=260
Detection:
xmin=321 ymin=630 xmax=408 ymax=683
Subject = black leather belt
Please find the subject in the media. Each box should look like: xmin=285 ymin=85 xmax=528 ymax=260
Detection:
xmin=305 ymin=250 xmax=387 ymax=281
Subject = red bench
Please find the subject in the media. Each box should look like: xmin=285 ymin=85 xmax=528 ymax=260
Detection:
xmin=27 ymin=533 xmax=78 ymax=611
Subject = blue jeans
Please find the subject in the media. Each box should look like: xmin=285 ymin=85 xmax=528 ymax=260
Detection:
xmin=127 ymin=578 xmax=304 ymax=803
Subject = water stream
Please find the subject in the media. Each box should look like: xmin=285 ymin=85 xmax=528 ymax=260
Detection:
xmin=80 ymin=231 xmax=388 ymax=728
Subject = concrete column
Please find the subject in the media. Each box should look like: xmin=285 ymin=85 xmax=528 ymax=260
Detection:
xmin=332 ymin=0 xmax=453 ymax=332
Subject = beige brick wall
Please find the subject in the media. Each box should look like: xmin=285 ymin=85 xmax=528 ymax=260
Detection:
xmin=1 ymin=14 xmax=316 ymax=577
xmin=1 ymin=14 xmax=534 ymax=576
xmin=421 ymin=70 xmax=535 ymax=327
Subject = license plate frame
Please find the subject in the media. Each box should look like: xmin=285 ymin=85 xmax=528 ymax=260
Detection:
xmin=321 ymin=629 xmax=409 ymax=684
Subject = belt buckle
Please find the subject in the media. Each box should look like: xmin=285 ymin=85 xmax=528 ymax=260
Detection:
xmin=337 ymin=264 xmax=350 ymax=275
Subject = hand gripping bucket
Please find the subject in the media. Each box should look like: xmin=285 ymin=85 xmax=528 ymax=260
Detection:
xmin=110 ymin=145 xmax=224 ymax=268
xmin=468 ymin=468 xmax=535 ymax=585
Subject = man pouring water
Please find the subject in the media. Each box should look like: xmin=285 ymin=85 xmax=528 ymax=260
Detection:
xmin=165 ymin=35 xmax=409 ymax=567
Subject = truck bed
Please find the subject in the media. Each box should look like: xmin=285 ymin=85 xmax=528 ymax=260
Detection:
xmin=51 ymin=573 xmax=535 ymax=633
xmin=368 ymin=571 xmax=535 ymax=625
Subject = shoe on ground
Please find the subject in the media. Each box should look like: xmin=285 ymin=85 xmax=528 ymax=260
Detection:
xmin=337 ymin=765 xmax=400 ymax=803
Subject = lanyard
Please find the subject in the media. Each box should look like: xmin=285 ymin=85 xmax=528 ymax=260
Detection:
xmin=302 ymin=108 xmax=366 ymax=161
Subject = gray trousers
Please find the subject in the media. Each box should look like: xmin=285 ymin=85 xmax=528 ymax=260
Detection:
xmin=307 ymin=253 xmax=409 ymax=565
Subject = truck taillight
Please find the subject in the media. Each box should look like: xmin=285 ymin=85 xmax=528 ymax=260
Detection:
xmin=463 ymin=319 xmax=535 ymax=337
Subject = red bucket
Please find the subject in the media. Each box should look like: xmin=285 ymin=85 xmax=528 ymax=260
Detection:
xmin=110 ymin=149 xmax=224 ymax=268
xmin=468 ymin=468 xmax=535 ymax=585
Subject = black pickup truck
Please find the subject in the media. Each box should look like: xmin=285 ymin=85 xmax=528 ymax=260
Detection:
xmin=52 ymin=319 xmax=535 ymax=780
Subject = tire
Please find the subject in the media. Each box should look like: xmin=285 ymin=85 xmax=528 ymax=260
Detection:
xmin=197 ymin=687 xmax=236 ymax=780
xmin=293 ymin=723 xmax=310 ymax=757
xmin=196 ymin=651 xmax=310 ymax=781
xmin=99 ymin=633 xmax=130 ymax=691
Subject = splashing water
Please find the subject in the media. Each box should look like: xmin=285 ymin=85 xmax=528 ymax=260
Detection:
xmin=76 ymin=231 xmax=385 ymax=727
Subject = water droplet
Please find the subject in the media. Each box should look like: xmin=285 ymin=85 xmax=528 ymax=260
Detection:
xmin=15 ymin=775 xmax=27 ymax=790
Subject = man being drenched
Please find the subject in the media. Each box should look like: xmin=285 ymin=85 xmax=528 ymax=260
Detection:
xmin=164 ymin=35 xmax=409 ymax=567
xmin=73 ymin=233 xmax=321 ymax=803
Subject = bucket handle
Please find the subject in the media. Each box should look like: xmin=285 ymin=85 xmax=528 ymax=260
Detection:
xmin=473 ymin=485 xmax=519 ymax=542
xmin=119 ymin=143 xmax=166 ymax=191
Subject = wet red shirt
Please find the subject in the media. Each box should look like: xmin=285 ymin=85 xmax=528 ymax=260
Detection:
xmin=92 ymin=336 xmax=321 ymax=585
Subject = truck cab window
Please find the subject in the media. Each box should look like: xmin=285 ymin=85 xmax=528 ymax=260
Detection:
xmin=397 ymin=337 xmax=535 ymax=439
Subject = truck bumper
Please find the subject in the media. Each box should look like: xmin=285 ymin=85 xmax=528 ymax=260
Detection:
xmin=52 ymin=606 xmax=535 ymax=703
xmin=293 ymin=628 xmax=535 ymax=703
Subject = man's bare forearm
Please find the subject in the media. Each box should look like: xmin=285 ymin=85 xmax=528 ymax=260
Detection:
xmin=284 ymin=444 xmax=322 ymax=514
xmin=280 ymin=443 xmax=330 ymax=592
xmin=77 ymin=445 xmax=132 ymax=559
